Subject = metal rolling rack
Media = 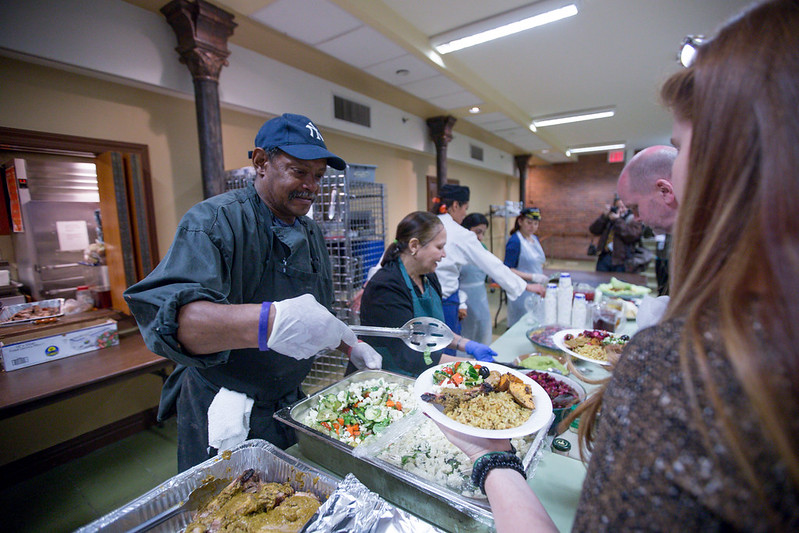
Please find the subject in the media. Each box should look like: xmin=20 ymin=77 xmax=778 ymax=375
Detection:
xmin=223 ymin=164 xmax=386 ymax=393
xmin=306 ymin=164 xmax=385 ymax=392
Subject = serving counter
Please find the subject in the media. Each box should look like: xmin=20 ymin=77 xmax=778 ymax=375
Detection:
xmin=486 ymin=308 xmax=640 ymax=531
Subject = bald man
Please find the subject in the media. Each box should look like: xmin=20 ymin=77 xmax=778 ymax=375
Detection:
xmin=616 ymin=145 xmax=679 ymax=235
xmin=616 ymin=146 xmax=679 ymax=324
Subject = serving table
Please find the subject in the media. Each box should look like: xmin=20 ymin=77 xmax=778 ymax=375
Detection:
xmin=0 ymin=311 xmax=172 ymax=420
xmin=488 ymin=308 xmax=639 ymax=531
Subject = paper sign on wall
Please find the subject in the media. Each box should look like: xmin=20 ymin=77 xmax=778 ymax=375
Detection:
xmin=56 ymin=220 xmax=90 ymax=251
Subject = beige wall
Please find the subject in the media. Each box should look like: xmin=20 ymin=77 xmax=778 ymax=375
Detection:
xmin=1 ymin=56 xmax=517 ymax=259
xmin=0 ymin=56 xmax=517 ymax=460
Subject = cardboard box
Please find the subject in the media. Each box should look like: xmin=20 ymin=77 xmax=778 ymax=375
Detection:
xmin=0 ymin=318 xmax=118 ymax=372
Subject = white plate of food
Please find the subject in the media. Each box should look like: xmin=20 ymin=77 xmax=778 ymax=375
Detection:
xmin=551 ymin=328 xmax=630 ymax=367
xmin=413 ymin=361 xmax=553 ymax=439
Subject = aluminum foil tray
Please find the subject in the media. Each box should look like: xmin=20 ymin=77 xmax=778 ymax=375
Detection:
xmin=0 ymin=298 xmax=64 ymax=326
xmin=274 ymin=369 xmax=549 ymax=532
xmin=75 ymin=439 xmax=339 ymax=533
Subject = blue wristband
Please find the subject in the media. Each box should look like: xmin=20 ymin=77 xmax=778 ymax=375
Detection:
xmin=258 ymin=301 xmax=272 ymax=351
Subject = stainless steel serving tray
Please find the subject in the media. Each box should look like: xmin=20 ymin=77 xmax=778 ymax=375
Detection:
xmin=275 ymin=369 xmax=545 ymax=532
xmin=75 ymin=439 xmax=340 ymax=533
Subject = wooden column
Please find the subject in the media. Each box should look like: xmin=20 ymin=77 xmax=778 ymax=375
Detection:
xmin=161 ymin=0 xmax=236 ymax=199
xmin=515 ymin=154 xmax=531 ymax=204
xmin=426 ymin=116 xmax=457 ymax=191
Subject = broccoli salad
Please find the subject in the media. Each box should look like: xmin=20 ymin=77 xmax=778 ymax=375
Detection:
xmin=304 ymin=378 xmax=416 ymax=447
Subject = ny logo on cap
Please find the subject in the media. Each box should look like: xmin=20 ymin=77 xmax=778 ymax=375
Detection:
xmin=305 ymin=122 xmax=324 ymax=141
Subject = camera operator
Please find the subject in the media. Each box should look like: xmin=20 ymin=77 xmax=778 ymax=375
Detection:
xmin=589 ymin=197 xmax=643 ymax=272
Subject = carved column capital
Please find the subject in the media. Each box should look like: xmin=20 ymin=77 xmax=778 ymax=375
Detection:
xmin=426 ymin=115 xmax=457 ymax=148
xmin=161 ymin=0 xmax=237 ymax=81
xmin=514 ymin=154 xmax=532 ymax=172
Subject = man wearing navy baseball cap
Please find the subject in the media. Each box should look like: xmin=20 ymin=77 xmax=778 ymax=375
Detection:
xmin=252 ymin=113 xmax=345 ymax=170
xmin=125 ymin=113 xmax=381 ymax=471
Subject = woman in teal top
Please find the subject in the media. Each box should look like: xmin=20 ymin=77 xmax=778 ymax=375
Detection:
xmin=357 ymin=211 xmax=496 ymax=377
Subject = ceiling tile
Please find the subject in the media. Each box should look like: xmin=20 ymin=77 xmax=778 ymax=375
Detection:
xmin=363 ymin=54 xmax=440 ymax=87
xmin=482 ymin=118 xmax=520 ymax=132
xmin=428 ymin=90 xmax=482 ymax=110
xmin=316 ymin=25 xmax=407 ymax=69
xmin=464 ymin=112 xmax=510 ymax=126
xmin=249 ymin=0 xmax=361 ymax=46
xmin=400 ymin=74 xmax=464 ymax=99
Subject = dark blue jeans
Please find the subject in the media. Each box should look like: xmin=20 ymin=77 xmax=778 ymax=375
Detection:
xmin=596 ymin=252 xmax=625 ymax=272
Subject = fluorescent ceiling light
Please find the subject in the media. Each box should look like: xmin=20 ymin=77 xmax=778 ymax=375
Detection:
xmin=567 ymin=143 xmax=625 ymax=155
xmin=533 ymin=109 xmax=615 ymax=128
xmin=432 ymin=2 xmax=578 ymax=55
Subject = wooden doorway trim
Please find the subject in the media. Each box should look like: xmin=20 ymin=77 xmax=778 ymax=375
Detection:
xmin=0 ymin=127 xmax=160 ymax=309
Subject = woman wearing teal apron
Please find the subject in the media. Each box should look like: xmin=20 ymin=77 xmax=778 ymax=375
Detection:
xmin=356 ymin=211 xmax=496 ymax=377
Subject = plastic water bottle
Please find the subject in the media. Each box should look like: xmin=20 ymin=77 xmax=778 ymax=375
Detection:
xmin=571 ymin=293 xmax=587 ymax=328
xmin=557 ymin=273 xmax=573 ymax=326
xmin=525 ymin=293 xmax=544 ymax=325
xmin=544 ymin=283 xmax=558 ymax=324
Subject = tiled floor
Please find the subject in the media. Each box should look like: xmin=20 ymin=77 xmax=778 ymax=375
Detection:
xmin=0 ymin=418 xmax=179 ymax=533
xmin=0 ymin=259 xmax=598 ymax=533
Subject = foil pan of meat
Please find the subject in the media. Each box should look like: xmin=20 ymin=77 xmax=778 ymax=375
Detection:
xmin=0 ymin=298 xmax=64 ymax=326
xmin=75 ymin=439 xmax=339 ymax=533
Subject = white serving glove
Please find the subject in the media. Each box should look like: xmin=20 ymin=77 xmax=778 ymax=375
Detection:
xmin=350 ymin=341 xmax=382 ymax=370
xmin=269 ymin=294 xmax=357 ymax=359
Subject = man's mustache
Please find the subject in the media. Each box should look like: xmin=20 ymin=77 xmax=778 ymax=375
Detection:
xmin=288 ymin=191 xmax=315 ymax=201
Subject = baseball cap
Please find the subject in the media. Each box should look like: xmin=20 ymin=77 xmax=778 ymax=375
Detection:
xmin=251 ymin=113 xmax=346 ymax=170
xmin=521 ymin=207 xmax=541 ymax=220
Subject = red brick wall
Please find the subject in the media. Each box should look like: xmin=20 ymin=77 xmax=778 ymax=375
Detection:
xmin=526 ymin=153 xmax=624 ymax=260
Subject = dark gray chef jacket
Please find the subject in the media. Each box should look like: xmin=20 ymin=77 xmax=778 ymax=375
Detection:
xmin=124 ymin=182 xmax=333 ymax=471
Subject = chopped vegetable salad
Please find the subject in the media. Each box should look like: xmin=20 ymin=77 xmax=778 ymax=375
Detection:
xmin=305 ymin=378 xmax=415 ymax=446
xmin=432 ymin=361 xmax=489 ymax=388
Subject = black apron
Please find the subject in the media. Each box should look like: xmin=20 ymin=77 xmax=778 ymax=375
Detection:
xmin=168 ymin=215 xmax=333 ymax=472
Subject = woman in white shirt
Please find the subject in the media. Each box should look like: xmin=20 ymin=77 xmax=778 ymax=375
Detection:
xmin=504 ymin=207 xmax=549 ymax=327
xmin=432 ymin=184 xmax=545 ymax=350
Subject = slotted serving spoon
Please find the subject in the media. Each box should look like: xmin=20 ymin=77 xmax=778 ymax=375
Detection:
xmin=350 ymin=316 xmax=454 ymax=352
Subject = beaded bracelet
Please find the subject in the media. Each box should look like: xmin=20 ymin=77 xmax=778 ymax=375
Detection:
xmin=470 ymin=451 xmax=526 ymax=495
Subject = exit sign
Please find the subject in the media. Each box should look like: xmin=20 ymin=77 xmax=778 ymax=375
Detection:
xmin=608 ymin=150 xmax=625 ymax=163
